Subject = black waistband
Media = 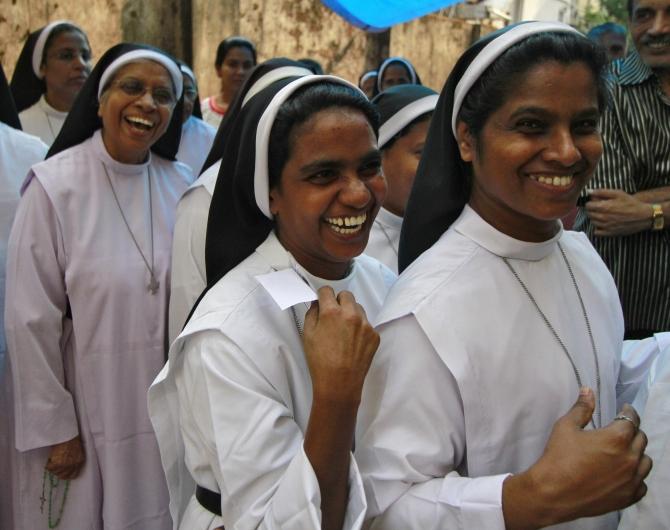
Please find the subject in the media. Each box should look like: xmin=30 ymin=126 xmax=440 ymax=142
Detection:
xmin=196 ymin=485 xmax=222 ymax=518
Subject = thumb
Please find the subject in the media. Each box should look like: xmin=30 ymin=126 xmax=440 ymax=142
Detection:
xmin=564 ymin=386 xmax=595 ymax=429
xmin=303 ymin=300 xmax=319 ymax=330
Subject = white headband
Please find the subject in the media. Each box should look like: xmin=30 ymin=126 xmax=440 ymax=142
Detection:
xmin=179 ymin=64 xmax=197 ymax=88
xmin=98 ymin=49 xmax=183 ymax=101
xmin=378 ymin=94 xmax=439 ymax=148
xmin=241 ymin=66 xmax=313 ymax=108
xmin=32 ymin=20 xmax=81 ymax=78
xmin=254 ymin=75 xmax=364 ymax=219
xmin=451 ymin=21 xmax=581 ymax=137
xmin=377 ymin=57 xmax=417 ymax=92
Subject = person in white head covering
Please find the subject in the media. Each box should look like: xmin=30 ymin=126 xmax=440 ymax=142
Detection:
xmin=11 ymin=20 xmax=92 ymax=145
xmin=356 ymin=22 xmax=664 ymax=529
xmin=5 ymin=43 xmax=191 ymax=529
xmin=168 ymin=58 xmax=313 ymax=344
xmin=365 ymin=84 xmax=438 ymax=273
xmin=175 ymin=63 xmax=216 ymax=177
xmin=150 ymin=74 xmax=394 ymax=529
xmin=0 ymin=62 xmax=48 ymax=530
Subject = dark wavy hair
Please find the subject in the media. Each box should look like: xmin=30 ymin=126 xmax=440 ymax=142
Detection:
xmin=214 ymin=36 xmax=257 ymax=69
xmin=268 ymin=82 xmax=380 ymax=189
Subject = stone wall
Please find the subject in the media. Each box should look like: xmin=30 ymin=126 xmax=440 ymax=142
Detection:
xmin=1 ymin=0 xmax=494 ymax=98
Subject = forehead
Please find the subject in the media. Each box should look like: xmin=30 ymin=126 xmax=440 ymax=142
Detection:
xmin=384 ymin=63 xmax=410 ymax=78
xmin=288 ymin=107 xmax=376 ymax=157
xmin=47 ymin=30 xmax=89 ymax=50
xmin=112 ymin=59 xmax=172 ymax=85
xmin=225 ymin=46 xmax=254 ymax=62
xmin=632 ymin=0 xmax=670 ymax=11
xmin=494 ymin=61 xmax=598 ymax=113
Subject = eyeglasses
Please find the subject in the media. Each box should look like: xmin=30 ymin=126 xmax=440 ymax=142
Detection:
xmin=111 ymin=78 xmax=176 ymax=107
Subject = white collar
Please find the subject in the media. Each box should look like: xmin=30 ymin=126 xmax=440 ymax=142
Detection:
xmin=37 ymin=95 xmax=68 ymax=118
xmin=375 ymin=207 xmax=403 ymax=231
xmin=454 ymin=205 xmax=563 ymax=261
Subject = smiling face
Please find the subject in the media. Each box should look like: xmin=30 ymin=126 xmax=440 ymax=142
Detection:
xmin=98 ymin=60 xmax=175 ymax=164
xmin=269 ymin=107 xmax=386 ymax=279
xmin=40 ymin=30 xmax=92 ymax=111
xmin=381 ymin=116 xmax=430 ymax=216
xmin=630 ymin=0 xmax=670 ymax=70
xmin=457 ymin=61 xmax=602 ymax=242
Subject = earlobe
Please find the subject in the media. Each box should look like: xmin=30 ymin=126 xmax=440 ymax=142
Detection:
xmin=268 ymin=189 xmax=279 ymax=216
xmin=456 ymin=121 xmax=475 ymax=162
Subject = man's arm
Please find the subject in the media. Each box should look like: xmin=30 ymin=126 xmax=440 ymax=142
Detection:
xmin=584 ymin=188 xmax=669 ymax=236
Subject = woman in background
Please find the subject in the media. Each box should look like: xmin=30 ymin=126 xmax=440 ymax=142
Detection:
xmin=200 ymin=36 xmax=256 ymax=128
xmin=11 ymin=20 xmax=92 ymax=145
xmin=375 ymin=56 xmax=421 ymax=95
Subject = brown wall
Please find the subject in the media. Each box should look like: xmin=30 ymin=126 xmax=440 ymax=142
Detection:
xmin=1 ymin=0 xmax=494 ymax=98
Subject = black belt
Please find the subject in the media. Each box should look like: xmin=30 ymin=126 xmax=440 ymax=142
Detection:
xmin=196 ymin=485 xmax=223 ymax=518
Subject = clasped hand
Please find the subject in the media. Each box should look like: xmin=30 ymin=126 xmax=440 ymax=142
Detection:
xmin=46 ymin=435 xmax=85 ymax=480
xmin=585 ymin=189 xmax=653 ymax=236
xmin=302 ymin=286 xmax=380 ymax=403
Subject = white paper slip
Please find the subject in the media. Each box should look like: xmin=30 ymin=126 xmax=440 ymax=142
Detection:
xmin=255 ymin=268 xmax=318 ymax=310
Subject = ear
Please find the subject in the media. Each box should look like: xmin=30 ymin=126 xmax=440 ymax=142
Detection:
xmin=269 ymin=186 xmax=280 ymax=216
xmin=39 ymin=63 xmax=47 ymax=79
xmin=456 ymin=121 xmax=476 ymax=163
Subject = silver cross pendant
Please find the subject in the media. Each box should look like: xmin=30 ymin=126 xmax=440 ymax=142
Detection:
xmin=148 ymin=276 xmax=160 ymax=294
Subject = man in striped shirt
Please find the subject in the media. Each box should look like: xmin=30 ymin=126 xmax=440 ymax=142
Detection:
xmin=576 ymin=0 xmax=670 ymax=339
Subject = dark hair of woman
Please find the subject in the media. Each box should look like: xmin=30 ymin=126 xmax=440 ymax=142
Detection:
xmin=381 ymin=111 xmax=433 ymax=151
xmin=267 ymin=82 xmax=380 ymax=190
xmin=215 ymin=37 xmax=257 ymax=68
xmin=458 ymin=32 xmax=609 ymax=141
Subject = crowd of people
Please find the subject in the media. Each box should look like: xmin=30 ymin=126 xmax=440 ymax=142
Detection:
xmin=1 ymin=3 xmax=669 ymax=529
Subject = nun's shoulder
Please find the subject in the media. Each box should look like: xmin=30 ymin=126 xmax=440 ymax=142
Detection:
xmin=184 ymin=250 xmax=278 ymax=334
xmin=151 ymin=153 xmax=194 ymax=185
xmin=375 ymin=227 xmax=478 ymax=325
xmin=355 ymin=253 xmax=397 ymax=290
xmin=0 ymin=122 xmax=48 ymax=159
xmin=29 ymin=136 xmax=96 ymax=186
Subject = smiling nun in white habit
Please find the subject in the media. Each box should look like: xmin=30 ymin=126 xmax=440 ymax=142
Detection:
xmin=356 ymin=22 xmax=669 ymax=529
xmin=168 ymin=58 xmax=313 ymax=344
xmin=150 ymin=74 xmax=395 ymax=529
xmin=5 ymin=43 xmax=191 ymax=529
xmin=10 ymin=20 xmax=92 ymax=146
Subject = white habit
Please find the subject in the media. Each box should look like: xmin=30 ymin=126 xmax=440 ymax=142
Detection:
xmin=357 ymin=205 xmax=660 ymax=530
xmin=19 ymin=95 xmax=68 ymax=146
xmin=150 ymin=231 xmax=396 ymax=529
xmin=365 ymin=207 xmax=402 ymax=274
xmin=176 ymin=116 xmax=216 ymax=177
xmin=619 ymin=335 xmax=670 ymax=530
xmin=5 ymin=130 xmax=190 ymax=529
xmin=168 ymin=161 xmax=219 ymax=344
xmin=0 ymin=122 xmax=47 ymax=530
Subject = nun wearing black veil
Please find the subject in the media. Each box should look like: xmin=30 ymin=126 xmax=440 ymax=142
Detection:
xmin=356 ymin=22 xmax=664 ymax=529
xmin=10 ymin=20 xmax=91 ymax=145
xmin=5 ymin=43 xmax=191 ymax=529
xmin=0 ymin=62 xmax=48 ymax=530
xmin=168 ymin=58 xmax=313 ymax=344
xmin=149 ymin=74 xmax=394 ymax=529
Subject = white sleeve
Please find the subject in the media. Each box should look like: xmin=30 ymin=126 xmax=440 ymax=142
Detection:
xmin=357 ymin=315 xmax=509 ymax=529
xmin=180 ymin=330 xmax=366 ymax=529
xmin=616 ymin=332 xmax=670 ymax=409
xmin=168 ymin=188 xmax=209 ymax=345
xmin=4 ymin=177 xmax=79 ymax=451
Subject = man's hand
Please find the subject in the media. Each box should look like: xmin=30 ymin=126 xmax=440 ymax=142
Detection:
xmin=46 ymin=435 xmax=85 ymax=480
xmin=585 ymin=189 xmax=653 ymax=236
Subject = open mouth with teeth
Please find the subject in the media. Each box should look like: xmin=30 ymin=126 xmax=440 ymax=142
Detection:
xmin=125 ymin=116 xmax=155 ymax=131
xmin=325 ymin=213 xmax=368 ymax=234
xmin=529 ymin=174 xmax=574 ymax=188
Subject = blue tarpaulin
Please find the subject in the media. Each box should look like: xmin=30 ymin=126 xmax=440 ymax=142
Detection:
xmin=321 ymin=0 xmax=461 ymax=31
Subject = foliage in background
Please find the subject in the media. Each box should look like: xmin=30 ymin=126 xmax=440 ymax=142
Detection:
xmin=580 ymin=0 xmax=629 ymax=31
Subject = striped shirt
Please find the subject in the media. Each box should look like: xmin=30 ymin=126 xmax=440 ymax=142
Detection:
xmin=575 ymin=50 xmax=670 ymax=333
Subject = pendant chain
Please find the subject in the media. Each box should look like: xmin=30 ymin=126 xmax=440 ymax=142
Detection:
xmin=502 ymin=241 xmax=602 ymax=429
xmin=102 ymin=162 xmax=159 ymax=294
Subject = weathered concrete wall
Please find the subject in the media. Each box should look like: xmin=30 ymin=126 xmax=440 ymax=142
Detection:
xmin=1 ymin=0 xmax=491 ymax=99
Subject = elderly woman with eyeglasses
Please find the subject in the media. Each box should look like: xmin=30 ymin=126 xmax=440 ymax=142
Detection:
xmin=5 ymin=43 xmax=191 ymax=529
